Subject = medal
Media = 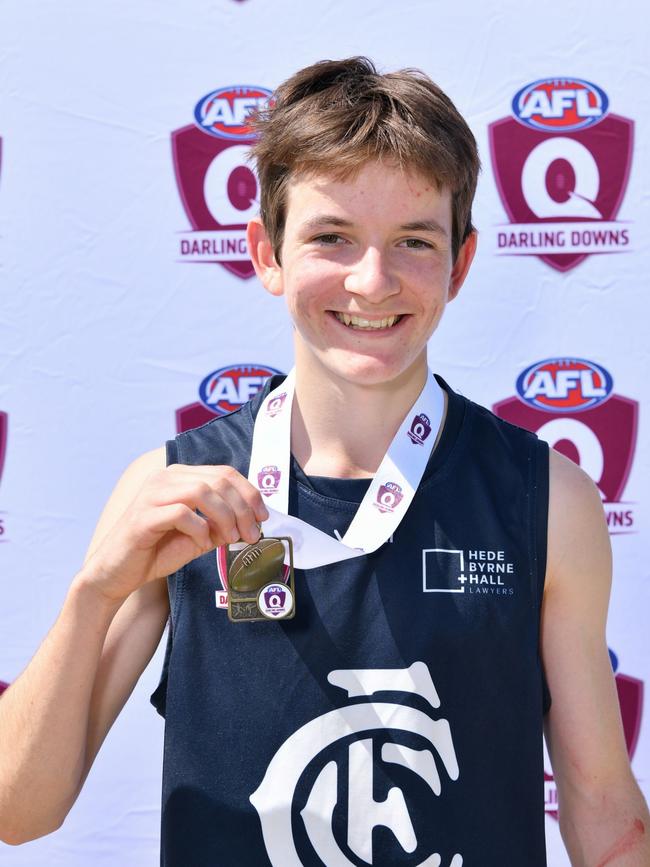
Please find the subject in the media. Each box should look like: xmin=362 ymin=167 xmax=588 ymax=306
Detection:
xmin=226 ymin=533 xmax=295 ymax=622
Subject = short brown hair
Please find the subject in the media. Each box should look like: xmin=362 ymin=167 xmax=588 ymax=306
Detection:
xmin=250 ymin=56 xmax=480 ymax=263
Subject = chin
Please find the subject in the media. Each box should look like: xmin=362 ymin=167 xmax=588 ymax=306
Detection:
xmin=321 ymin=352 xmax=422 ymax=388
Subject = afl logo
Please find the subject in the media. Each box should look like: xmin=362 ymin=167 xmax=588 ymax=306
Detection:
xmin=194 ymin=86 xmax=273 ymax=140
xmin=512 ymin=78 xmax=608 ymax=132
xmin=198 ymin=364 xmax=282 ymax=417
xmin=516 ymin=358 xmax=612 ymax=412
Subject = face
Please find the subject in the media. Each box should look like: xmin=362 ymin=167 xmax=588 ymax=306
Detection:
xmin=248 ymin=161 xmax=476 ymax=388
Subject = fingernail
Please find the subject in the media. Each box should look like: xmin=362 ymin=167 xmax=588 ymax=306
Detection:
xmin=229 ymin=529 xmax=240 ymax=543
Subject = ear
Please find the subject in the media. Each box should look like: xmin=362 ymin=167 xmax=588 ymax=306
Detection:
xmin=247 ymin=218 xmax=283 ymax=296
xmin=448 ymin=230 xmax=478 ymax=302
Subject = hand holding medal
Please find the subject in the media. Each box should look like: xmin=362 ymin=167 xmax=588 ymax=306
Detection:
xmin=218 ymin=368 xmax=443 ymax=623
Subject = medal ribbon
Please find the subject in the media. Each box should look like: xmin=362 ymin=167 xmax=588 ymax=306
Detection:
xmin=248 ymin=368 xmax=444 ymax=570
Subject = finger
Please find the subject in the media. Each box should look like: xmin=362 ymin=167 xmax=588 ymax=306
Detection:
xmin=164 ymin=465 xmax=269 ymax=522
xmin=215 ymin=484 xmax=263 ymax=544
xmin=222 ymin=472 xmax=270 ymax=524
xmin=138 ymin=503 xmax=212 ymax=552
xmin=141 ymin=479 xmax=240 ymax=546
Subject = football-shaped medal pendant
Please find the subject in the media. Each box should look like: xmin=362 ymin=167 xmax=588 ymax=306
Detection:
xmin=226 ymin=534 xmax=295 ymax=623
xmin=229 ymin=537 xmax=286 ymax=592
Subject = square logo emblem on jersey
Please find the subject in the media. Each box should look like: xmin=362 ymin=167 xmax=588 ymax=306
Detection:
xmin=422 ymin=549 xmax=466 ymax=593
xmin=422 ymin=548 xmax=516 ymax=597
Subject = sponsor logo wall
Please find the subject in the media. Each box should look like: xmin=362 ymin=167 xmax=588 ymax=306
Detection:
xmin=1 ymin=4 xmax=647 ymax=866
xmin=489 ymin=77 xmax=634 ymax=270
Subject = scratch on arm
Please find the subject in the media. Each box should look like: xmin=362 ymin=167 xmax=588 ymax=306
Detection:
xmin=596 ymin=819 xmax=645 ymax=867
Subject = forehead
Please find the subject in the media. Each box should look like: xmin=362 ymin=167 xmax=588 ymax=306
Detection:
xmin=284 ymin=161 xmax=452 ymax=228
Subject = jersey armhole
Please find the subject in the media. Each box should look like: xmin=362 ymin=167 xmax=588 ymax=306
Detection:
xmin=166 ymin=438 xmax=179 ymax=465
xmin=531 ymin=437 xmax=551 ymax=714
xmin=150 ymin=437 xmax=184 ymax=718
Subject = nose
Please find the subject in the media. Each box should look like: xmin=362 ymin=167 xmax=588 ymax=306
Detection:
xmin=343 ymin=246 xmax=400 ymax=303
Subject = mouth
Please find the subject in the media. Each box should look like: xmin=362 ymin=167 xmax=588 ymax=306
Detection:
xmin=330 ymin=312 xmax=405 ymax=331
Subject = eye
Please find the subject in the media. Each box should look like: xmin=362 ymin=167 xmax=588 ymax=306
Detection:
xmin=399 ymin=238 xmax=434 ymax=250
xmin=314 ymin=233 xmax=345 ymax=246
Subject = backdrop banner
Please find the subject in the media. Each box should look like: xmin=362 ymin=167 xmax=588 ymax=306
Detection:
xmin=0 ymin=1 xmax=647 ymax=864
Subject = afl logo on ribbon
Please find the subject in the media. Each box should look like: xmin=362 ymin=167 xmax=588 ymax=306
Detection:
xmin=250 ymin=663 xmax=462 ymax=866
xmin=489 ymin=77 xmax=634 ymax=271
xmin=494 ymin=359 xmax=638 ymax=534
xmin=375 ymin=482 xmax=404 ymax=514
xmin=175 ymin=364 xmax=282 ymax=434
xmin=172 ymin=85 xmax=273 ymax=277
xmin=407 ymin=413 xmax=432 ymax=445
xmin=258 ymin=465 xmax=281 ymax=497
xmin=265 ymin=392 xmax=287 ymax=418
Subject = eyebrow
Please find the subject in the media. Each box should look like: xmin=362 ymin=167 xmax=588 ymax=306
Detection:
xmin=300 ymin=215 xmax=448 ymax=237
xmin=399 ymin=219 xmax=448 ymax=237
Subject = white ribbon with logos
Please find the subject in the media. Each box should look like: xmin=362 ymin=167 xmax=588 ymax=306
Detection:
xmin=248 ymin=369 xmax=445 ymax=569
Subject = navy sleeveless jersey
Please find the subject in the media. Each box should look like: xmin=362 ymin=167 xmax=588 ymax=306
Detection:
xmin=151 ymin=376 xmax=550 ymax=866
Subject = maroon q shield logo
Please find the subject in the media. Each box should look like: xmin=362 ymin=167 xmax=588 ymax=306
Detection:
xmin=407 ymin=413 xmax=432 ymax=445
xmin=489 ymin=78 xmax=634 ymax=272
xmin=493 ymin=393 xmax=637 ymax=505
xmin=172 ymin=86 xmax=272 ymax=278
xmin=375 ymin=482 xmax=404 ymax=514
xmin=258 ymin=466 xmax=281 ymax=497
xmin=494 ymin=360 xmax=638 ymax=534
xmin=266 ymin=393 xmax=287 ymax=418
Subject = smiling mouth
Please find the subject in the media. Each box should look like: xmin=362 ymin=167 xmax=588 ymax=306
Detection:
xmin=332 ymin=312 xmax=404 ymax=330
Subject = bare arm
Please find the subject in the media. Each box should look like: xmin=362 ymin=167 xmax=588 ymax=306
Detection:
xmin=0 ymin=449 xmax=268 ymax=845
xmin=543 ymin=450 xmax=649 ymax=866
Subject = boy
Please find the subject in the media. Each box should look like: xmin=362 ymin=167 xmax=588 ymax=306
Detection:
xmin=0 ymin=57 xmax=648 ymax=865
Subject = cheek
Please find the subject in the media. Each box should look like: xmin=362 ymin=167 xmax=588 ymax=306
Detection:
xmin=284 ymin=260 xmax=342 ymax=310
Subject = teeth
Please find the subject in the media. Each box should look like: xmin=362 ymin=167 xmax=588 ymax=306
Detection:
xmin=334 ymin=313 xmax=401 ymax=329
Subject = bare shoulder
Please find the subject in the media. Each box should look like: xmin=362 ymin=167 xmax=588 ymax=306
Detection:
xmin=546 ymin=447 xmax=611 ymax=597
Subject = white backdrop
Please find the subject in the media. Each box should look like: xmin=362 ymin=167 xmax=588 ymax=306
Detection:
xmin=1 ymin=0 xmax=648 ymax=864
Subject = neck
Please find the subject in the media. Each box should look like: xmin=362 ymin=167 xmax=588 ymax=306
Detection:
xmin=291 ymin=348 xmax=431 ymax=479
